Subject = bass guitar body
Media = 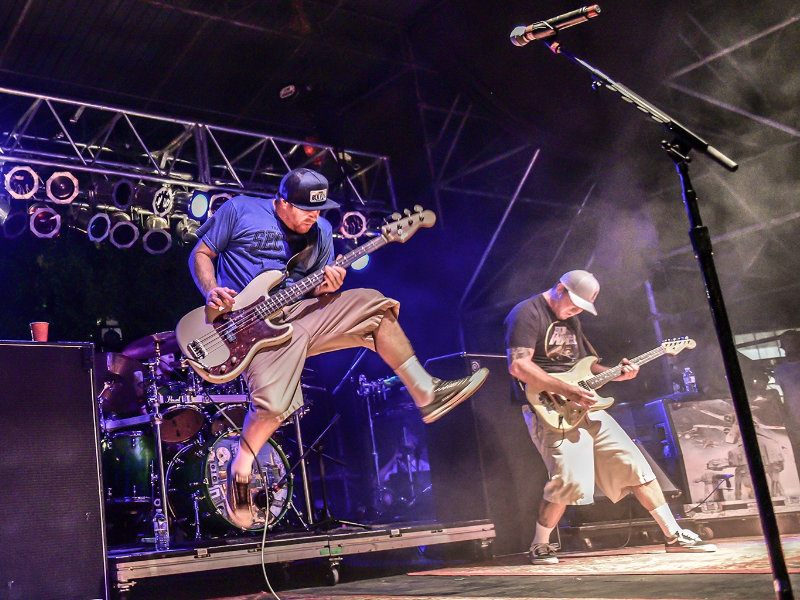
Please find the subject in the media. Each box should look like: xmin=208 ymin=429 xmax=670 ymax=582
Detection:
xmin=175 ymin=270 xmax=292 ymax=384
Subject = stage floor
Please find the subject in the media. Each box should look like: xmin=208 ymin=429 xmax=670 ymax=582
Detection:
xmin=113 ymin=534 xmax=800 ymax=600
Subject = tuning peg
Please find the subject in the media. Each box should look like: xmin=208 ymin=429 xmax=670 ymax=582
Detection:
xmin=403 ymin=208 xmax=412 ymax=216
xmin=413 ymin=205 xmax=422 ymax=212
xmin=391 ymin=212 xmax=401 ymax=221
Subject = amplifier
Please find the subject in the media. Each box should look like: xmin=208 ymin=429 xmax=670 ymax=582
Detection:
xmin=0 ymin=341 xmax=109 ymax=600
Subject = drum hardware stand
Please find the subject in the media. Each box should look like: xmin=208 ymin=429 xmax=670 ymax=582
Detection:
xmin=191 ymin=493 xmax=202 ymax=542
xmin=291 ymin=411 xmax=314 ymax=526
xmin=397 ymin=426 xmax=417 ymax=500
xmin=276 ymin=413 xmax=371 ymax=531
xmin=533 ymin=33 xmax=791 ymax=599
xmin=357 ymin=375 xmax=388 ymax=514
xmin=144 ymin=357 xmax=171 ymax=546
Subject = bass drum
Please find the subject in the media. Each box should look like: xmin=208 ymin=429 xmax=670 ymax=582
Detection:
xmin=166 ymin=430 xmax=293 ymax=537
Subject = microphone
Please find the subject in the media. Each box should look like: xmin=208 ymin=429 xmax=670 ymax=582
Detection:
xmin=510 ymin=5 xmax=601 ymax=47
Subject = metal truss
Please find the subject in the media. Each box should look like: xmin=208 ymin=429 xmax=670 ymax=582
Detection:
xmin=0 ymin=86 xmax=397 ymax=210
xmin=654 ymin=6 xmax=800 ymax=313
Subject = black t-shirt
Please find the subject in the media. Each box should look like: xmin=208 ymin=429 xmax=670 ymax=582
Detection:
xmin=504 ymin=293 xmax=593 ymax=402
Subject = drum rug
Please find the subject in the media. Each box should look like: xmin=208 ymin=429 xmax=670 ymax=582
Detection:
xmin=406 ymin=535 xmax=800 ymax=576
xmin=236 ymin=597 xmax=698 ymax=600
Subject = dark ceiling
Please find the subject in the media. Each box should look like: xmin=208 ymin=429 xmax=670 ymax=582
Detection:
xmin=1 ymin=0 xmax=798 ymax=391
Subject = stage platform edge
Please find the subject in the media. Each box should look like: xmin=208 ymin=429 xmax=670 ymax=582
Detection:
xmin=109 ymin=519 xmax=495 ymax=592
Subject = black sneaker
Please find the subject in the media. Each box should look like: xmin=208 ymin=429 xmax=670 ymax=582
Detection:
xmin=419 ymin=368 xmax=489 ymax=424
xmin=530 ymin=542 xmax=559 ymax=564
xmin=224 ymin=467 xmax=254 ymax=529
xmin=665 ymin=528 xmax=717 ymax=552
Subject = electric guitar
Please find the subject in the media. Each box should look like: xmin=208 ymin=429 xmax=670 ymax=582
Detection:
xmin=526 ymin=337 xmax=696 ymax=431
xmin=175 ymin=206 xmax=436 ymax=384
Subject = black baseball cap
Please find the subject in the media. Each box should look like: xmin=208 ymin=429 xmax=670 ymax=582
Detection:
xmin=277 ymin=168 xmax=340 ymax=211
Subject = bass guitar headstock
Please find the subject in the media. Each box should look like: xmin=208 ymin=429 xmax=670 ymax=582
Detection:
xmin=381 ymin=206 xmax=436 ymax=243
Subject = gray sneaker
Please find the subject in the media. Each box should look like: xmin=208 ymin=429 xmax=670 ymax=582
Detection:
xmin=419 ymin=368 xmax=489 ymax=424
xmin=530 ymin=542 xmax=559 ymax=564
xmin=665 ymin=528 xmax=717 ymax=552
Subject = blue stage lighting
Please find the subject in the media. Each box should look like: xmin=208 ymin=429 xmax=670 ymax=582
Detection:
xmin=189 ymin=190 xmax=209 ymax=220
xmin=351 ymin=254 xmax=370 ymax=271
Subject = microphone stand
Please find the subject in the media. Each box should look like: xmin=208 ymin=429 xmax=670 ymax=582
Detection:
xmin=537 ymin=35 xmax=792 ymax=600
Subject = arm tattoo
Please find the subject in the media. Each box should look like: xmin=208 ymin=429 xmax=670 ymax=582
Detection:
xmin=508 ymin=347 xmax=533 ymax=363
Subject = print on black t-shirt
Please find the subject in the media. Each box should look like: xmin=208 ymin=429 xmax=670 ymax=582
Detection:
xmin=544 ymin=322 xmax=580 ymax=363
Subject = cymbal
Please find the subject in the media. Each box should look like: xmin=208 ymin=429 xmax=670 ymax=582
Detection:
xmin=122 ymin=330 xmax=180 ymax=360
xmin=94 ymin=352 xmax=144 ymax=417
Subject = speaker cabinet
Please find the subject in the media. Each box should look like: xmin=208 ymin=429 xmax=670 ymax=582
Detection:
xmin=0 ymin=341 xmax=108 ymax=600
xmin=638 ymin=395 xmax=800 ymax=515
xmin=425 ymin=354 xmax=549 ymax=554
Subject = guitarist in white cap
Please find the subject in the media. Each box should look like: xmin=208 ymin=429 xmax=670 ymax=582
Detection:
xmin=504 ymin=270 xmax=716 ymax=564
xmin=188 ymin=167 xmax=488 ymax=528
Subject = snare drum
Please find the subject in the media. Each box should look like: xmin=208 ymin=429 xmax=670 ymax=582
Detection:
xmin=101 ymin=430 xmax=154 ymax=504
xmin=166 ymin=430 xmax=292 ymax=536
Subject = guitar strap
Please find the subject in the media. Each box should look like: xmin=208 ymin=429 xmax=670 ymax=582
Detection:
xmin=284 ymin=223 xmax=319 ymax=278
xmin=580 ymin=330 xmax=600 ymax=360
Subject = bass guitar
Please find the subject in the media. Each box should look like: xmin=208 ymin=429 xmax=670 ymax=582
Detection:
xmin=176 ymin=206 xmax=435 ymax=384
xmin=526 ymin=337 xmax=696 ymax=431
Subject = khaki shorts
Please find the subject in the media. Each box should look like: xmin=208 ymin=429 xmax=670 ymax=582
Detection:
xmin=244 ymin=288 xmax=399 ymax=422
xmin=522 ymin=404 xmax=655 ymax=505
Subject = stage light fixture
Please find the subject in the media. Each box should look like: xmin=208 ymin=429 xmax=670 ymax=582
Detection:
xmin=92 ymin=179 xmax=134 ymax=210
xmin=351 ymin=254 xmax=370 ymax=271
xmin=208 ymin=192 xmax=231 ymax=217
xmin=1 ymin=196 xmax=29 ymax=239
xmin=0 ymin=194 xmax=9 ymax=227
xmin=87 ymin=213 xmax=111 ymax=242
xmin=29 ymin=203 xmax=61 ymax=238
xmin=109 ymin=212 xmax=139 ymax=249
xmin=175 ymin=190 xmax=210 ymax=220
xmin=175 ymin=217 xmax=201 ymax=245
xmin=46 ymin=171 xmax=79 ymax=204
xmin=68 ymin=205 xmax=111 ymax=243
xmin=340 ymin=210 xmax=367 ymax=239
xmin=2 ymin=209 xmax=29 ymax=239
xmin=4 ymin=165 xmax=39 ymax=200
xmin=135 ymin=185 xmax=174 ymax=217
xmin=142 ymin=215 xmax=172 ymax=255
xmin=67 ymin=204 xmax=92 ymax=231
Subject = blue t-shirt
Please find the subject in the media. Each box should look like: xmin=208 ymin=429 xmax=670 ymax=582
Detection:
xmin=196 ymin=195 xmax=334 ymax=292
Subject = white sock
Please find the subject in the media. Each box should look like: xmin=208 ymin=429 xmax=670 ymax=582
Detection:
xmin=394 ymin=356 xmax=435 ymax=407
xmin=532 ymin=521 xmax=555 ymax=546
xmin=649 ymin=503 xmax=681 ymax=537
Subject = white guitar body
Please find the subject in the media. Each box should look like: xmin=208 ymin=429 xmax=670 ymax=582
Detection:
xmin=526 ymin=356 xmax=614 ymax=432
xmin=525 ymin=338 xmax=696 ymax=432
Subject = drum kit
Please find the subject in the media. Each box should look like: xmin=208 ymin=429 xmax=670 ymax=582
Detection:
xmin=355 ymin=375 xmax=433 ymax=520
xmin=95 ymin=330 xmax=299 ymax=546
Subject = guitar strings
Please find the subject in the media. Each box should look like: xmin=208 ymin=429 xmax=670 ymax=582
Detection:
xmin=190 ymin=214 xmax=431 ymax=361
xmin=188 ymin=235 xmax=385 ymax=358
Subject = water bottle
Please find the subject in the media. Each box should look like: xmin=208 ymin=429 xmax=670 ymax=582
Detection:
xmin=153 ymin=508 xmax=169 ymax=551
xmin=682 ymin=367 xmax=698 ymax=393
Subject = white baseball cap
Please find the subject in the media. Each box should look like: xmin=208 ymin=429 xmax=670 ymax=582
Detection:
xmin=560 ymin=270 xmax=599 ymax=316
